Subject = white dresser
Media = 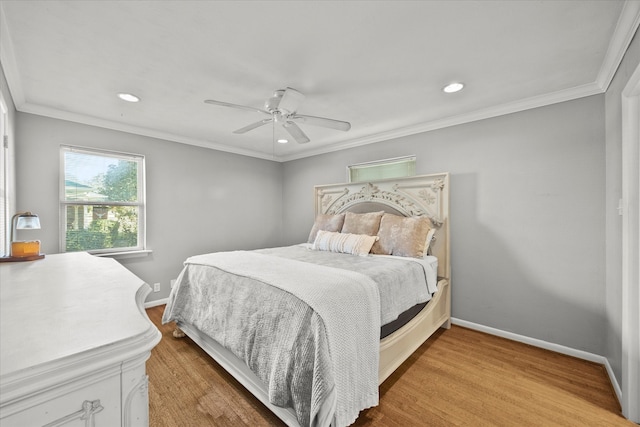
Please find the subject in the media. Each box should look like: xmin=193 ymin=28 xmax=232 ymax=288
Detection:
xmin=0 ymin=252 xmax=161 ymax=427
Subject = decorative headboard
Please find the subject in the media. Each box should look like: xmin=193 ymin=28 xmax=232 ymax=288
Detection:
xmin=314 ymin=173 xmax=450 ymax=280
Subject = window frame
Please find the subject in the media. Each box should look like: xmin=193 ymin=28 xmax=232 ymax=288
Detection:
xmin=347 ymin=155 xmax=416 ymax=183
xmin=59 ymin=145 xmax=147 ymax=256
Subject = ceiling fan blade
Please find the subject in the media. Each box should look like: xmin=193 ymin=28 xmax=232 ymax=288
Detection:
xmin=278 ymin=87 xmax=306 ymax=114
xmin=291 ymin=114 xmax=351 ymax=131
xmin=233 ymin=118 xmax=272 ymax=134
xmin=204 ymin=99 xmax=270 ymax=115
xmin=282 ymin=121 xmax=310 ymax=144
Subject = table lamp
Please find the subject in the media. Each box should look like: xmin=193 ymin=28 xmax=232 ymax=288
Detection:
xmin=1 ymin=211 xmax=45 ymax=261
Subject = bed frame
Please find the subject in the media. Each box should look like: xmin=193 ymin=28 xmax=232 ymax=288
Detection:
xmin=174 ymin=172 xmax=450 ymax=426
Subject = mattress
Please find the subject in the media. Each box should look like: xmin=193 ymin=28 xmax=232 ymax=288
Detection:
xmin=380 ymin=301 xmax=428 ymax=339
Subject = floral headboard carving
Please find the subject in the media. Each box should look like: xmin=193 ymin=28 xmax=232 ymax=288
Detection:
xmin=314 ymin=173 xmax=450 ymax=279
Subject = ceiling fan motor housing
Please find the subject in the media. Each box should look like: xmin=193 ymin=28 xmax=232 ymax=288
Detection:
xmin=265 ymin=90 xmax=285 ymax=113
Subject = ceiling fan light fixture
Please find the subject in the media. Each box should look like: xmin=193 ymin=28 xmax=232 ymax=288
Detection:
xmin=117 ymin=92 xmax=140 ymax=102
xmin=443 ymin=82 xmax=464 ymax=93
xmin=205 ymin=87 xmax=350 ymax=144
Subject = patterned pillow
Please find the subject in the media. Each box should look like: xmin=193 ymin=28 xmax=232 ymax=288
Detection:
xmin=313 ymin=230 xmax=379 ymax=256
xmin=341 ymin=211 xmax=384 ymax=236
xmin=307 ymin=213 xmax=346 ymax=243
xmin=371 ymin=214 xmax=433 ymax=258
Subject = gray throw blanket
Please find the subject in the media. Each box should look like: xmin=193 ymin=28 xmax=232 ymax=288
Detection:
xmin=163 ymin=250 xmax=381 ymax=427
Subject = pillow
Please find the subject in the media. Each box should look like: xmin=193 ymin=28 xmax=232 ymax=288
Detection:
xmin=313 ymin=230 xmax=379 ymax=256
xmin=424 ymin=228 xmax=437 ymax=256
xmin=341 ymin=211 xmax=384 ymax=236
xmin=307 ymin=213 xmax=346 ymax=243
xmin=371 ymin=214 xmax=433 ymax=258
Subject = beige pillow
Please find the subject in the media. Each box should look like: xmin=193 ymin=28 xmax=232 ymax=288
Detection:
xmin=372 ymin=214 xmax=433 ymax=258
xmin=307 ymin=213 xmax=346 ymax=243
xmin=341 ymin=211 xmax=384 ymax=236
xmin=313 ymin=230 xmax=379 ymax=256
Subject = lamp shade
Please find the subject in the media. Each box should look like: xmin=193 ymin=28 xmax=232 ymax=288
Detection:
xmin=16 ymin=213 xmax=40 ymax=230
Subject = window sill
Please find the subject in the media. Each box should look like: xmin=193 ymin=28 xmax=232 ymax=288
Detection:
xmin=93 ymin=250 xmax=153 ymax=259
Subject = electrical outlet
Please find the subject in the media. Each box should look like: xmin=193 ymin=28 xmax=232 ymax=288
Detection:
xmin=170 ymin=279 xmax=176 ymax=288
xmin=153 ymin=282 xmax=160 ymax=292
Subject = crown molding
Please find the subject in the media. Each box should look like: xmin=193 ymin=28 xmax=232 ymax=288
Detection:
xmin=16 ymin=103 xmax=280 ymax=161
xmin=0 ymin=2 xmax=25 ymax=108
xmin=596 ymin=0 xmax=640 ymax=91
xmin=11 ymin=79 xmax=606 ymax=163
xmin=280 ymin=82 xmax=603 ymax=162
xmin=2 ymin=2 xmax=638 ymax=163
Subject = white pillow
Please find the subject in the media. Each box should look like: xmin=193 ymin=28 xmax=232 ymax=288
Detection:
xmin=312 ymin=230 xmax=379 ymax=256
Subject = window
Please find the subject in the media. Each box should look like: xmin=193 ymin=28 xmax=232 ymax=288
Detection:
xmin=60 ymin=145 xmax=145 ymax=254
xmin=347 ymin=155 xmax=416 ymax=183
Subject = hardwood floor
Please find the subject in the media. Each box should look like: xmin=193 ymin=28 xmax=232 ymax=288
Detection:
xmin=146 ymin=305 xmax=634 ymax=426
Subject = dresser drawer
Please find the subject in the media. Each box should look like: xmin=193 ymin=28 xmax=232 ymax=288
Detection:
xmin=1 ymin=372 xmax=121 ymax=427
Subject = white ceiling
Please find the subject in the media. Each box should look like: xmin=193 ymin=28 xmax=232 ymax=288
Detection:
xmin=1 ymin=1 xmax=638 ymax=161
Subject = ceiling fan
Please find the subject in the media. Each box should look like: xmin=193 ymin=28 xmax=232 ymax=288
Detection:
xmin=204 ymin=87 xmax=351 ymax=144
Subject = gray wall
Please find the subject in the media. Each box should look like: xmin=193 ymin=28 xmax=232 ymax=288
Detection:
xmin=604 ymin=30 xmax=640 ymax=385
xmin=5 ymin=29 xmax=636 ymax=374
xmin=283 ymin=95 xmax=607 ymax=356
xmin=14 ymin=113 xmax=283 ymax=301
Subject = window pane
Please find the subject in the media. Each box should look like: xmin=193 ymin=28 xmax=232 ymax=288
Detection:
xmin=64 ymin=151 xmax=138 ymax=202
xmin=348 ymin=156 xmax=416 ymax=183
xmin=61 ymin=146 xmax=145 ymax=254
xmin=64 ymin=205 xmax=138 ymax=252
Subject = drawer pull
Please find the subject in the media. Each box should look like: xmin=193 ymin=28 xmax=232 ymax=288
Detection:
xmin=42 ymin=399 xmax=104 ymax=427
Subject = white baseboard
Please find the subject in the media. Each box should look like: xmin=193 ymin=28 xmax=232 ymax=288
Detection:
xmin=133 ymin=307 xmax=623 ymax=404
xmin=451 ymin=317 xmax=622 ymax=404
xmin=603 ymin=357 xmax=623 ymax=404
xmin=144 ymin=297 xmax=168 ymax=308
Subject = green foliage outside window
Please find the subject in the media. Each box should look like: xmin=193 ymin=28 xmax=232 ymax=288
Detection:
xmin=65 ymin=205 xmax=139 ymax=252
xmin=103 ymin=161 xmax=138 ymax=202
xmin=62 ymin=147 xmax=144 ymax=253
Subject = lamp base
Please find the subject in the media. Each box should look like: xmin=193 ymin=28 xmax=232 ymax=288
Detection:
xmin=0 ymin=254 xmax=46 ymax=263
xmin=11 ymin=240 xmax=41 ymax=257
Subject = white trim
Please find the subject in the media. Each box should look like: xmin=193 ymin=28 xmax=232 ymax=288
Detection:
xmin=12 ymin=79 xmax=603 ymax=163
xmin=605 ymin=356 xmax=624 ymax=404
xmin=94 ymin=249 xmax=152 ymax=259
xmin=144 ymin=297 xmax=168 ymax=309
xmin=620 ymin=59 xmax=640 ymax=423
xmin=59 ymin=145 xmax=147 ymax=254
xmin=596 ymin=0 xmax=640 ymax=91
xmin=281 ymin=82 xmax=603 ymax=162
xmin=451 ymin=318 xmax=605 ymax=363
xmin=0 ymin=2 xmax=25 ymax=107
xmin=451 ymin=317 xmax=622 ymax=403
xmin=0 ymin=91 xmax=7 ymax=256
xmin=17 ymin=103 xmax=280 ymax=162
xmin=3 ymin=3 xmax=639 ymax=163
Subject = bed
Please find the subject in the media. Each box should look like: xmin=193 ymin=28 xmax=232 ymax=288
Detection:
xmin=162 ymin=172 xmax=450 ymax=427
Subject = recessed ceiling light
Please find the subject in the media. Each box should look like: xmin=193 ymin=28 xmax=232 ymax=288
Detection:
xmin=117 ymin=93 xmax=140 ymax=102
xmin=277 ymin=139 xmax=289 ymax=144
xmin=443 ymin=82 xmax=464 ymax=93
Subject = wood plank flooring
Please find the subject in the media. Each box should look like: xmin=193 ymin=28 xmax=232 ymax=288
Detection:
xmin=146 ymin=305 xmax=634 ymax=426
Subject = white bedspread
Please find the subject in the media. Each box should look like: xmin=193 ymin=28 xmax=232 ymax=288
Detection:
xmin=164 ymin=250 xmax=381 ymax=427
